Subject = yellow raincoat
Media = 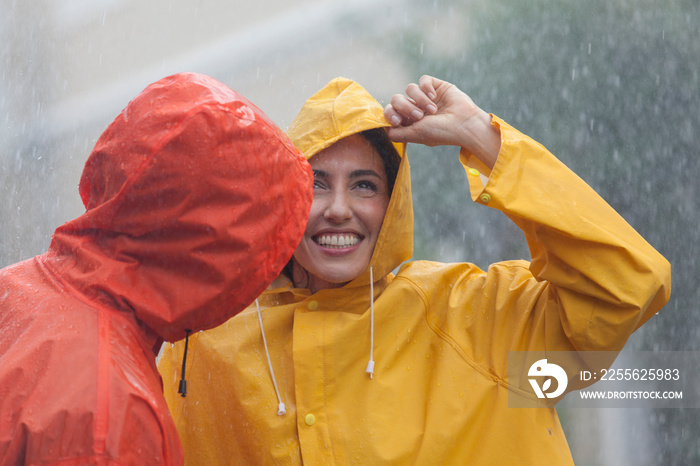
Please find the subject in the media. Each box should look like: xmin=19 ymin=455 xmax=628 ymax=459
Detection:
xmin=158 ymin=78 xmax=671 ymax=465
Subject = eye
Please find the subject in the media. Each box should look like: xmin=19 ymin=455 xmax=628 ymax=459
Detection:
xmin=313 ymin=178 xmax=328 ymax=190
xmin=354 ymin=180 xmax=378 ymax=191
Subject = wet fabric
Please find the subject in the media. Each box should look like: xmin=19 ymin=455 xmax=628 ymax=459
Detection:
xmin=0 ymin=72 xmax=312 ymax=465
xmin=158 ymin=78 xmax=671 ymax=465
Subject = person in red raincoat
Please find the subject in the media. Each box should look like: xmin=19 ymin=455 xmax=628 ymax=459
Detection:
xmin=0 ymin=72 xmax=312 ymax=465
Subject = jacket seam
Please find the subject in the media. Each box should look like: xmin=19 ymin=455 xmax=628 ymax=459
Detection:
xmin=393 ymin=274 xmax=523 ymax=395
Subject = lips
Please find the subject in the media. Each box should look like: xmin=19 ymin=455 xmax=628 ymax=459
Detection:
xmin=313 ymin=233 xmax=361 ymax=248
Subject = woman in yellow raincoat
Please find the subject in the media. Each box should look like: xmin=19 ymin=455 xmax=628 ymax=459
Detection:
xmin=158 ymin=75 xmax=671 ymax=465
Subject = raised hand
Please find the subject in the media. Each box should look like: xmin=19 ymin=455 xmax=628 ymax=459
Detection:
xmin=384 ymin=75 xmax=501 ymax=169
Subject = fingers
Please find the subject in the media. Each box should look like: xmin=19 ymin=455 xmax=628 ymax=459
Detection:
xmin=384 ymin=94 xmax=423 ymax=126
xmin=418 ymin=75 xmax=439 ymax=101
xmin=406 ymin=83 xmax=438 ymax=116
xmin=384 ymin=75 xmax=440 ymax=127
xmin=383 ymin=103 xmax=403 ymax=127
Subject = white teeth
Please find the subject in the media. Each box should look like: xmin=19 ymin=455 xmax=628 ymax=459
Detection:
xmin=317 ymin=234 xmax=359 ymax=248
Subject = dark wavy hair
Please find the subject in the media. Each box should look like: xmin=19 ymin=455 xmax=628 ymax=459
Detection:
xmin=360 ymin=127 xmax=401 ymax=195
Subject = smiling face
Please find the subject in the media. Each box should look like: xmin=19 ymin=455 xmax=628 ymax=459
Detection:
xmin=291 ymin=134 xmax=391 ymax=293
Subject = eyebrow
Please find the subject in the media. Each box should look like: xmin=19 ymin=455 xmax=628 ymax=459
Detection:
xmin=312 ymin=169 xmax=383 ymax=179
xmin=350 ymin=169 xmax=382 ymax=179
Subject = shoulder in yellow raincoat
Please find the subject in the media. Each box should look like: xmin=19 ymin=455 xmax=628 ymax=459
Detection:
xmin=159 ymin=78 xmax=671 ymax=465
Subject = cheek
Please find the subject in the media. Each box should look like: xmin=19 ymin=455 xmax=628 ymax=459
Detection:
xmin=359 ymin=200 xmax=389 ymax=232
xmin=304 ymin=204 xmax=325 ymax=231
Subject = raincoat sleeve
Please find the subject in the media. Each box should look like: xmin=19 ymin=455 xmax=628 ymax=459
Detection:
xmin=451 ymin=116 xmax=671 ymax=377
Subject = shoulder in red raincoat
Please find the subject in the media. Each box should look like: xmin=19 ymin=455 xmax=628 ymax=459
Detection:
xmin=0 ymin=72 xmax=312 ymax=465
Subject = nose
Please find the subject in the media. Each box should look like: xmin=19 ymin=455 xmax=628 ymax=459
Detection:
xmin=323 ymin=190 xmax=352 ymax=223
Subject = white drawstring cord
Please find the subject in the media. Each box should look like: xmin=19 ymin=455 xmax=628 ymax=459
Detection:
xmin=256 ymin=299 xmax=286 ymax=415
xmin=365 ymin=266 xmax=375 ymax=379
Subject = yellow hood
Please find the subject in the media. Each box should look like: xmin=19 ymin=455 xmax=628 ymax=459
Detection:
xmin=286 ymin=78 xmax=413 ymax=285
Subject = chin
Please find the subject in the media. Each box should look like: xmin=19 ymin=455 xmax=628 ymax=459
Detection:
xmin=317 ymin=262 xmax=366 ymax=283
xmin=323 ymin=271 xmax=360 ymax=285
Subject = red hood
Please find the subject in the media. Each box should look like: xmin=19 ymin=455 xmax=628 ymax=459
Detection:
xmin=43 ymin=72 xmax=312 ymax=342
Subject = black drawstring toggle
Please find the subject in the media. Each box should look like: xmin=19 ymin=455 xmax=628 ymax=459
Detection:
xmin=178 ymin=329 xmax=192 ymax=397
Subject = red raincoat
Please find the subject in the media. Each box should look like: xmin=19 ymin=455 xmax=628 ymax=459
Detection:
xmin=0 ymin=72 xmax=312 ymax=465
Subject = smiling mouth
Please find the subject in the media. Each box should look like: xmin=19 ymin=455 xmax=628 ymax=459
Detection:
xmin=313 ymin=233 xmax=362 ymax=248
